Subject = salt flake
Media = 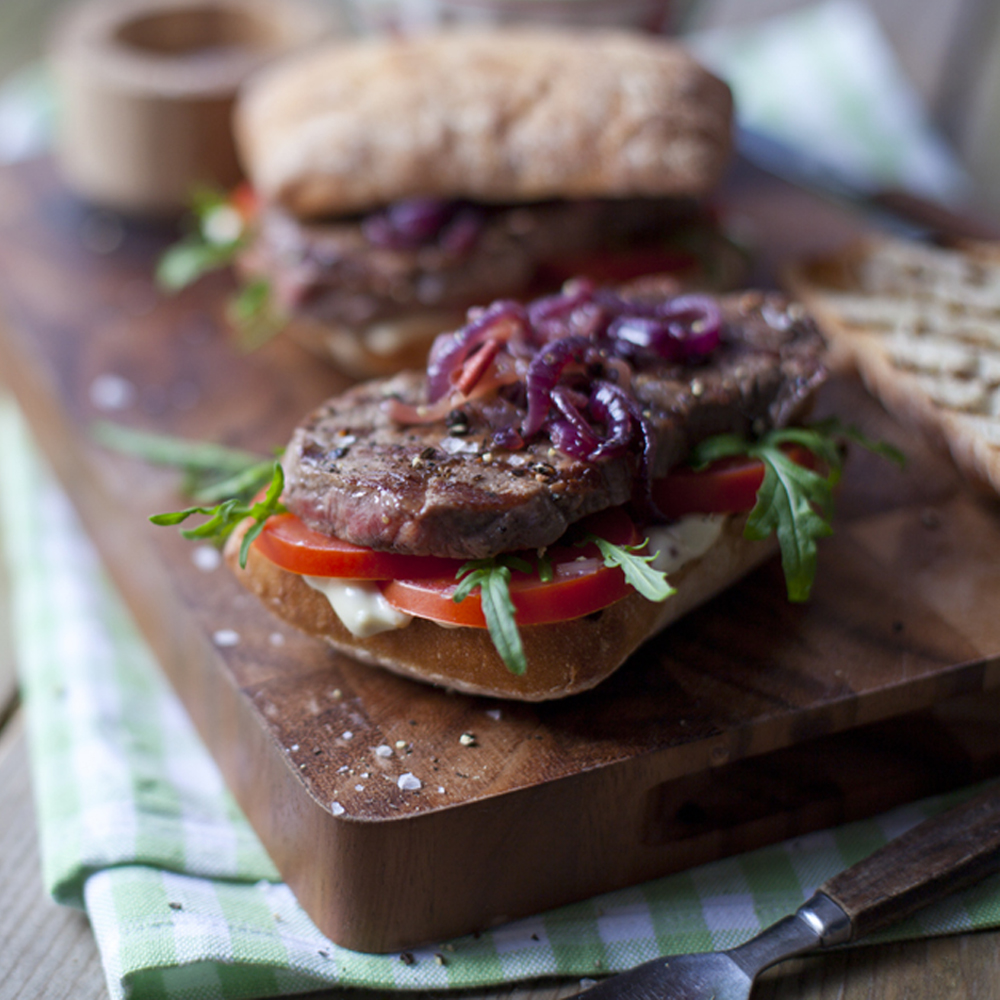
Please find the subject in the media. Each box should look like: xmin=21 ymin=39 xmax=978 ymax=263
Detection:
xmin=192 ymin=545 xmax=221 ymax=572
xmin=212 ymin=629 xmax=240 ymax=647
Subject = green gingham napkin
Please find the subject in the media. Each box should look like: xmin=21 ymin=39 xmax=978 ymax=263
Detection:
xmin=4 ymin=387 xmax=1000 ymax=1000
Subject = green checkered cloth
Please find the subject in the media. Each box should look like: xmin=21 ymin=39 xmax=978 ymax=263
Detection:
xmin=4 ymin=391 xmax=1000 ymax=1000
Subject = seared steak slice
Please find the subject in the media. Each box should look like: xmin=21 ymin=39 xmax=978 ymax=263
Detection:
xmin=283 ymin=291 xmax=826 ymax=558
xmin=241 ymin=198 xmax=720 ymax=329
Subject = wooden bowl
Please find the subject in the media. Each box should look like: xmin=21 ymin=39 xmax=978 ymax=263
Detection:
xmin=49 ymin=0 xmax=337 ymax=216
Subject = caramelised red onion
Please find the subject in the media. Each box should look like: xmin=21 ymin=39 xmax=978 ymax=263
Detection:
xmin=547 ymin=384 xmax=602 ymax=456
xmin=527 ymin=279 xmax=595 ymax=324
xmin=595 ymin=381 xmax=660 ymax=518
xmin=439 ymin=206 xmax=485 ymax=255
xmin=586 ymin=381 xmax=635 ymax=461
xmin=362 ymin=198 xmax=485 ymax=253
xmin=489 ymin=426 xmax=525 ymax=452
xmin=521 ymin=334 xmax=594 ymax=438
xmin=426 ymin=299 xmax=529 ymax=403
xmin=543 ymin=381 xmax=659 ymax=515
xmin=399 ymin=283 xmax=718 ymax=504
xmin=608 ymin=294 xmax=722 ymax=362
xmin=362 ymin=198 xmax=453 ymax=249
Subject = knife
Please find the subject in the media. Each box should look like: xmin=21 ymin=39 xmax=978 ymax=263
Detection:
xmin=735 ymin=124 xmax=1000 ymax=242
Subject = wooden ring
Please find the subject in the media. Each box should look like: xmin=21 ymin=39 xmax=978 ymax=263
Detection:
xmin=49 ymin=0 xmax=335 ymax=216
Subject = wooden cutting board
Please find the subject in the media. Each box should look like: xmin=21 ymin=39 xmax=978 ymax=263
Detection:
xmin=3 ymin=159 xmax=1000 ymax=952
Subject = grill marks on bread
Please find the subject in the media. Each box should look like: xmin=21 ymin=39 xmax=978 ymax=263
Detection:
xmin=787 ymin=237 xmax=1000 ymax=493
xmin=283 ymin=292 xmax=826 ymax=558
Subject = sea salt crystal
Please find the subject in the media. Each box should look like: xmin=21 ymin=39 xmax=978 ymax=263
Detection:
xmin=397 ymin=773 xmax=422 ymax=791
xmin=355 ymin=784 xmax=365 ymax=792
xmin=330 ymin=802 xmax=346 ymax=816
xmin=89 ymin=373 xmax=136 ymax=410
xmin=438 ymin=436 xmax=479 ymax=456
xmin=269 ymin=632 xmax=285 ymax=646
xmin=192 ymin=545 xmax=221 ymax=572
xmin=212 ymin=629 xmax=240 ymax=647
xmin=485 ymin=708 xmax=502 ymax=721
xmin=342 ymin=731 xmax=354 ymax=740
xmin=374 ymin=745 xmax=393 ymax=758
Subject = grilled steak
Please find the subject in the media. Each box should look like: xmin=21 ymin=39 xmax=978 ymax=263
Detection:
xmin=283 ymin=290 xmax=826 ymax=559
xmin=241 ymin=198 xmax=725 ymax=328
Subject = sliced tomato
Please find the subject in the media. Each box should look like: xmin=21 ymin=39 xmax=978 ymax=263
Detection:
xmin=653 ymin=446 xmax=816 ymax=520
xmin=380 ymin=508 xmax=641 ymax=628
xmin=229 ymin=182 xmax=259 ymax=222
xmin=535 ymin=247 xmax=699 ymax=287
xmin=253 ymin=511 xmax=464 ymax=579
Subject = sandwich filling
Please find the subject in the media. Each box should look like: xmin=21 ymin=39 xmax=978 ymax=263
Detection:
xmin=154 ymin=281 xmax=902 ymax=678
xmin=238 ymin=197 xmax=742 ymax=335
xmin=281 ymin=281 xmax=827 ymax=559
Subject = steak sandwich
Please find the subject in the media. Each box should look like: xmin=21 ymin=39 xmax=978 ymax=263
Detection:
xmin=208 ymin=279 xmax=866 ymax=701
xmin=202 ymin=27 xmax=742 ymax=376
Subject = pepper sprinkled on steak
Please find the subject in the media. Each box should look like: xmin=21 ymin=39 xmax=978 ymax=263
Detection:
xmin=282 ymin=281 xmax=826 ymax=559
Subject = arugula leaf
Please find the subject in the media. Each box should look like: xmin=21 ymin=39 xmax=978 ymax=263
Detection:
xmin=92 ymin=421 xmax=264 ymax=473
xmin=810 ymin=417 xmax=907 ymax=469
xmin=91 ymin=422 xmax=278 ymax=503
xmin=150 ymin=460 xmax=286 ymax=568
xmin=156 ymin=187 xmax=245 ymax=292
xmin=537 ymin=550 xmax=554 ymax=583
xmin=155 ymin=188 xmax=285 ymax=351
xmin=451 ymin=533 xmax=679 ymax=675
xmin=744 ymin=446 xmax=833 ymax=601
xmin=689 ymin=419 xmax=904 ymax=602
xmin=225 ymin=277 xmax=285 ymax=351
xmin=453 ymin=555 xmax=532 ymax=675
xmin=156 ymin=238 xmax=237 ymax=291
xmin=583 ymin=534 xmax=675 ymax=603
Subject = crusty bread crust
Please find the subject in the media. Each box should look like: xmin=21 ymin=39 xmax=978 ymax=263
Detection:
xmin=225 ymin=514 xmax=775 ymax=701
xmin=235 ymin=28 xmax=733 ymax=218
xmin=785 ymin=236 xmax=1000 ymax=497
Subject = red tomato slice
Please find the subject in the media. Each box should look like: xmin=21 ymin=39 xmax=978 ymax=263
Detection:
xmin=536 ymin=247 xmax=699 ymax=287
xmin=229 ymin=182 xmax=259 ymax=222
xmin=253 ymin=512 xmax=464 ymax=580
xmin=653 ymin=446 xmax=816 ymax=520
xmin=380 ymin=508 xmax=641 ymax=628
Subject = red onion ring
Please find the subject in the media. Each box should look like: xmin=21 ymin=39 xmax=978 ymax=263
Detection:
xmin=609 ymin=295 xmax=722 ymax=362
xmin=521 ymin=335 xmax=593 ymax=438
xmin=586 ymin=381 xmax=634 ymax=461
xmin=426 ymin=299 xmax=528 ymax=403
xmin=546 ymin=384 xmax=602 ymax=456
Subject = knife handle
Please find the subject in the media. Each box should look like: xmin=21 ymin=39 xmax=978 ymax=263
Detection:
xmin=818 ymin=783 xmax=1000 ymax=941
xmin=869 ymin=188 xmax=1000 ymax=242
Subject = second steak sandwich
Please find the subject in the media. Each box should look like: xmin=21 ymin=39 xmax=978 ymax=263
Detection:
xmin=168 ymin=28 xmax=743 ymax=376
xmin=165 ymin=279 xmax=896 ymax=701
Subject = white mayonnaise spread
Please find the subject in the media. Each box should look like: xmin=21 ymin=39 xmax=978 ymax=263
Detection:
xmin=303 ymin=577 xmax=412 ymax=638
xmin=646 ymin=514 xmax=727 ymax=574
xmin=303 ymin=513 xmax=726 ymax=637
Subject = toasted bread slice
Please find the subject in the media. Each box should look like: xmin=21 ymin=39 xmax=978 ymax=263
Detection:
xmin=786 ymin=236 xmax=1000 ymax=495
